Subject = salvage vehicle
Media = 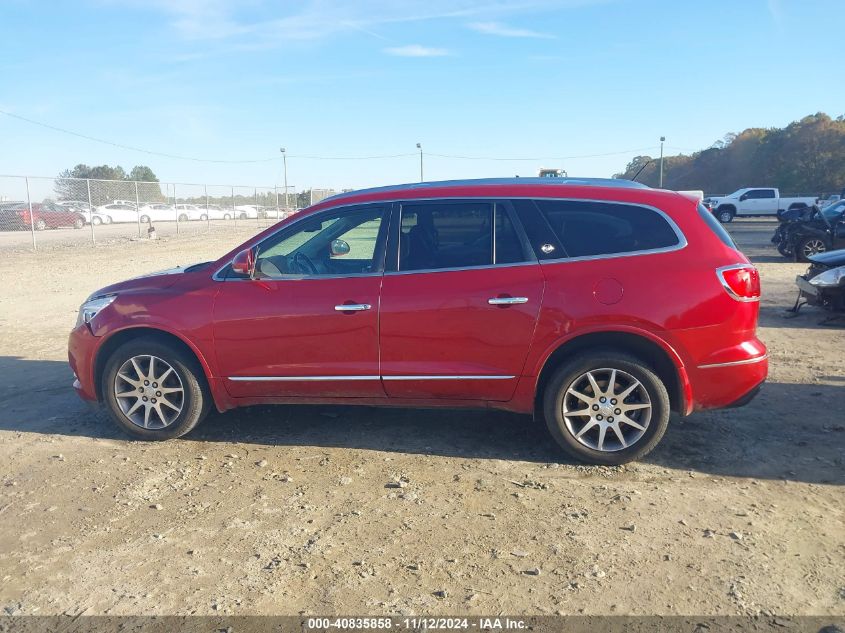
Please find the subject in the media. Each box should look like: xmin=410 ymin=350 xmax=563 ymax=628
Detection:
xmin=771 ymin=200 xmax=845 ymax=261
xmin=793 ymin=249 xmax=845 ymax=314
xmin=0 ymin=202 xmax=85 ymax=230
xmin=710 ymin=187 xmax=817 ymax=223
xmin=69 ymin=178 xmax=767 ymax=465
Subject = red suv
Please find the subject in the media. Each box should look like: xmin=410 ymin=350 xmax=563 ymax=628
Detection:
xmin=68 ymin=179 xmax=767 ymax=464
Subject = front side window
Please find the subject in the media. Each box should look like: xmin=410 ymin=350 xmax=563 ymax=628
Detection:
xmin=252 ymin=205 xmax=386 ymax=278
xmin=398 ymin=201 xmax=528 ymax=272
xmin=532 ymin=199 xmax=681 ymax=258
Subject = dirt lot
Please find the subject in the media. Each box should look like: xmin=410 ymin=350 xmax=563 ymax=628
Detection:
xmin=0 ymin=220 xmax=842 ymax=617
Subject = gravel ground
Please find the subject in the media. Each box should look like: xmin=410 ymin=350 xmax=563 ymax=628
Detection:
xmin=0 ymin=219 xmax=842 ymax=617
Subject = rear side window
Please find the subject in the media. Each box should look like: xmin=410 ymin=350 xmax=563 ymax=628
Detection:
xmin=697 ymin=203 xmax=737 ymax=249
xmin=532 ymin=200 xmax=681 ymax=258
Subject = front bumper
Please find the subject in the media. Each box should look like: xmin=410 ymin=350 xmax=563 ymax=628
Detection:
xmin=68 ymin=324 xmax=99 ymax=402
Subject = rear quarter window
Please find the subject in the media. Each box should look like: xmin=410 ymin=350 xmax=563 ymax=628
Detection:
xmin=532 ymin=199 xmax=681 ymax=258
xmin=697 ymin=203 xmax=737 ymax=249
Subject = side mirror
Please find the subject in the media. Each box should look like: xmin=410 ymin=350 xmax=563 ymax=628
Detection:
xmin=330 ymin=239 xmax=350 ymax=257
xmin=739 ymin=194 xmax=748 ymax=201
xmin=231 ymin=247 xmax=256 ymax=278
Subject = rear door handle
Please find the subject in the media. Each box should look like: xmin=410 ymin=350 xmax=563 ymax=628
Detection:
xmin=488 ymin=297 xmax=529 ymax=305
xmin=334 ymin=303 xmax=372 ymax=312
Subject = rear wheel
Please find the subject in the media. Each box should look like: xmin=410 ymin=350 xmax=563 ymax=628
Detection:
xmin=223 ymin=213 xmax=232 ymax=220
xmin=178 ymin=213 xmax=189 ymax=222
xmin=102 ymin=338 xmax=210 ymax=440
xmin=73 ymin=217 xmax=84 ymax=229
xmin=200 ymin=214 xmax=208 ymax=221
xmin=92 ymin=216 xmax=102 ymax=225
xmin=139 ymin=214 xmax=150 ymax=223
xmin=542 ymin=351 xmax=671 ymax=465
xmin=796 ymin=237 xmax=828 ymax=262
xmin=34 ymin=218 xmax=46 ymax=231
xmin=239 ymin=212 xmax=248 ymax=220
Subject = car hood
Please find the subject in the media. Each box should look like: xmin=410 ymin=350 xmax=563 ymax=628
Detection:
xmin=808 ymin=249 xmax=845 ymax=267
xmin=88 ymin=261 xmax=212 ymax=298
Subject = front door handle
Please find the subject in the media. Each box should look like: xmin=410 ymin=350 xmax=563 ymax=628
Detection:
xmin=334 ymin=303 xmax=372 ymax=312
xmin=488 ymin=297 xmax=529 ymax=305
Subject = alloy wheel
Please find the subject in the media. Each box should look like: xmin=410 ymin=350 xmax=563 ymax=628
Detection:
xmin=561 ymin=368 xmax=652 ymax=452
xmin=113 ymin=355 xmax=184 ymax=429
xmin=802 ymin=239 xmax=826 ymax=258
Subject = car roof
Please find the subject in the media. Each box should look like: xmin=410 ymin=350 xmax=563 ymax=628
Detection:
xmin=324 ymin=177 xmax=648 ymax=203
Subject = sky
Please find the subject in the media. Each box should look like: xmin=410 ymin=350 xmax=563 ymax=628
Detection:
xmin=2 ymin=0 xmax=845 ymax=195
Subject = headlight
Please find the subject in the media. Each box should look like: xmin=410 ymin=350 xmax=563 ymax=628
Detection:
xmin=76 ymin=294 xmax=117 ymax=327
xmin=809 ymin=267 xmax=845 ymax=288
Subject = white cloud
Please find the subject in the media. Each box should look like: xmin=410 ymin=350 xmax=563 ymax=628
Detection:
xmin=383 ymin=44 xmax=450 ymax=57
xmin=468 ymin=21 xmax=553 ymax=38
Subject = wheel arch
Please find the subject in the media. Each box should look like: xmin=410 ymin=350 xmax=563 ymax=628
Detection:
xmin=93 ymin=326 xmax=216 ymax=405
xmin=533 ymin=330 xmax=690 ymax=416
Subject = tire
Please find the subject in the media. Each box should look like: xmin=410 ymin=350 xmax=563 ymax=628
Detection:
xmin=92 ymin=216 xmax=102 ymax=226
xmin=542 ymin=350 xmax=671 ymax=465
xmin=104 ymin=216 xmax=113 ymax=225
xmin=73 ymin=218 xmax=84 ymax=229
xmin=35 ymin=219 xmax=46 ymax=231
xmin=776 ymin=242 xmax=793 ymax=258
xmin=717 ymin=207 xmax=735 ymax=223
xmin=239 ymin=213 xmax=247 ymax=220
xmin=795 ymin=236 xmax=829 ymax=262
xmin=139 ymin=215 xmax=150 ymax=223
xmin=223 ymin=213 xmax=232 ymax=220
xmin=178 ymin=213 xmax=189 ymax=222
xmin=200 ymin=214 xmax=208 ymax=221
xmin=102 ymin=337 xmax=211 ymax=440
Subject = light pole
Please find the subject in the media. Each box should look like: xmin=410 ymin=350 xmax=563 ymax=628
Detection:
xmin=280 ymin=147 xmax=289 ymax=209
xmin=659 ymin=136 xmax=665 ymax=188
xmin=416 ymin=142 xmax=423 ymax=182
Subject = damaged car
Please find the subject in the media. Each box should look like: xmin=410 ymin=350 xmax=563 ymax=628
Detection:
xmin=793 ymin=249 xmax=845 ymax=315
xmin=772 ymin=200 xmax=845 ymax=261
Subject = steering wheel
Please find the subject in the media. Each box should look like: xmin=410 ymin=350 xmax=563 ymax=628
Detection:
xmin=293 ymin=251 xmax=318 ymax=275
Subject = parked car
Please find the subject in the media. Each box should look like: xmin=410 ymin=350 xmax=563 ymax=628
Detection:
xmin=203 ymin=204 xmax=233 ymax=220
xmin=174 ymin=204 xmax=206 ymax=221
xmin=234 ymin=205 xmax=261 ymax=219
xmin=771 ymin=200 xmax=845 ymax=261
xmin=794 ymin=249 xmax=845 ymax=313
xmin=69 ymin=178 xmax=767 ymax=465
xmin=57 ymin=200 xmax=110 ymax=225
xmin=1 ymin=202 xmax=85 ymax=230
xmin=138 ymin=204 xmax=176 ymax=223
xmin=710 ymin=188 xmax=818 ymax=223
xmin=95 ymin=203 xmax=139 ymax=224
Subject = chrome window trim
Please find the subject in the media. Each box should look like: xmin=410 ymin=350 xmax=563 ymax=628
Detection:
xmin=716 ymin=264 xmax=761 ymax=303
xmin=384 ymin=260 xmax=535 ymax=277
xmin=213 ymin=196 xmax=687 ymax=280
xmin=697 ymin=354 xmax=767 ymax=369
xmin=227 ymin=374 xmax=515 ymax=382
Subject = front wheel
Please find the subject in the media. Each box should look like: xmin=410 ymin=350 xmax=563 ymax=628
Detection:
xmin=92 ymin=216 xmax=102 ymax=226
xmin=35 ymin=218 xmax=46 ymax=231
xmin=777 ymin=242 xmax=793 ymax=258
xmin=139 ymin=214 xmax=150 ymax=223
xmin=795 ymin=237 xmax=828 ymax=262
xmin=223 ymin=213 xmax=232 ymax=220
xmin=717 ymin=208 xmax=735 ymax=223
xmin=178 ymin=213 xmax=189 ymax=222
xmin=542 ymin=351 xmax=671 ymax=465
xmin=102 ymin=338 xmax=211 ymax=440
xmin=73 ymin=218 xmax=84 ymax=229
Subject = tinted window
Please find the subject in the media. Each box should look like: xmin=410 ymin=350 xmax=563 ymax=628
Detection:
xmin=495 ymin=203 xmax=529 ymax=264
xmin=697 ymin=204 xmax=736 ymax=249
xmin=399 ymin=202 xmax=493 ymax=271
xmin=510 ymin=198 xmax=564 ymax=259
xmin=533 ymin=200 xmax=680 ymax=258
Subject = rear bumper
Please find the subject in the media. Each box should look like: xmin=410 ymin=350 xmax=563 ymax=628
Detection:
xmin=688 ymin=352 xmax=768 ymax=411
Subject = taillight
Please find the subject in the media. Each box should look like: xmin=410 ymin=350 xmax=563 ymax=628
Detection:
xmin=717 ymin=264 xmax=761 ymax=302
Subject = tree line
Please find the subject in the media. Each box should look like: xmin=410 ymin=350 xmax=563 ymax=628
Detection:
xmin=614 ymin=113 xmax=845 ymax=195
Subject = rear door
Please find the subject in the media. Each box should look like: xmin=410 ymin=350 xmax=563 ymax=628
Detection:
xmin=378 ymin=200 xmax=544 ymax=401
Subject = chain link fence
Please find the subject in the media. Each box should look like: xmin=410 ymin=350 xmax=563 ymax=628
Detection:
xmin=0 ymin=175 xmax=338 ymax=250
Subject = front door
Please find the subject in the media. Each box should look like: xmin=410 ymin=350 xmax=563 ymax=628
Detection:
xmin=378 ymin=200 xmax=544 ymax=401
xmin=213 ymin=204 xmax=389 ymax=399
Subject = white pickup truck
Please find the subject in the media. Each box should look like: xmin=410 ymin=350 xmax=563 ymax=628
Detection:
xmin=710 ymin=188 xmax=818 ymax=223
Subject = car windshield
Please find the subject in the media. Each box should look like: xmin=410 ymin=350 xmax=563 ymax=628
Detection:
xmin=821 ymin=200 xmax=845 ymax=221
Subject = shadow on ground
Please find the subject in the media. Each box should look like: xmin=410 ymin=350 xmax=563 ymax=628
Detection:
xmin=1 ymin=356 xmax=842 ymax=486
